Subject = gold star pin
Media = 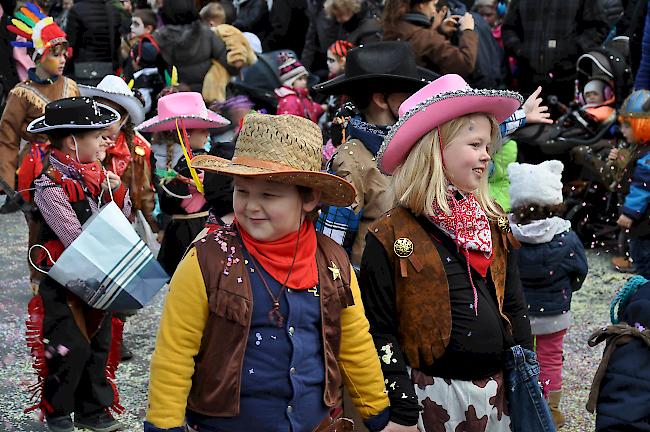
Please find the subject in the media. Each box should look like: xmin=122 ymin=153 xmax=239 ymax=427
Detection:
xmin=328 ymin=261 xmax=341 ymax=281
xmin=134 ymin=145 xmax=146 ymax=156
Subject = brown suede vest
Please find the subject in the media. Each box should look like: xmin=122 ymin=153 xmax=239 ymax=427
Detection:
xmin=368 ymin=207 xmax=516 ymax=369
xmin=187 ymin=225 xmax=354 ymax=417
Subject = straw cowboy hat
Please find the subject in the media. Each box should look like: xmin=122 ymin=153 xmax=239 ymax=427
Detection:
xmin=136 ymin=92 xmax=230 ymax=133
xmin=79 ymin=75 xmax=146 ymax=126
xmin=192 ymin=113 xmax=356 ymax=207
xmin=378 ymin=74 xmax=524 ymax=175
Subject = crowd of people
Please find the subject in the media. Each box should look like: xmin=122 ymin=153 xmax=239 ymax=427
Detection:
xmin=0 ymin=0 xmax=650 ymax=431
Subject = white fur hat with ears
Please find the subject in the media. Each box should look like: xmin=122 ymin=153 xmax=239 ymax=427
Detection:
xmin=508 ymin=160 xmax=564 ymax=208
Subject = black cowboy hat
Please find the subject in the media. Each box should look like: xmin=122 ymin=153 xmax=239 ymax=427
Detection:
xmin=27 ymin=97 xmax=120 ymax=133
xmin=314 ymin=41 xmax=439 ymax=96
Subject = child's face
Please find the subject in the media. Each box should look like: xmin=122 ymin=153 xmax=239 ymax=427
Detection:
xmin=585 ymin=90 xmax=604 ymax=105
xmin=131 ymin=17 xmax=146 ymax=37
xmin=442 ymin=114 xmax=492 ymax=193
xmin=39 ymin=44 xmax=68 ymax=76
xmin=73 ymin=130 xmax=104 ymax=163
xmin=233 ymin=177 xmax=317 ymax=241
xmin=101 ymin=121 xmax=123 ymax=148
xmin=327 ymin=51 xmax=345 ymax=76
xmin=188 ymin=129 xmax=209 ymax=150
xmin=477 ymin=5 xmax=498 ymax=28
xmin=292 ymin=75 xmax=308 ymax=89
xmin=620 ymin=121 xmax=635 ymax=143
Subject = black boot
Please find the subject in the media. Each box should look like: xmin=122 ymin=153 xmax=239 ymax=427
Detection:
xmin=46 ymin=414 xmax=74 ymax=432
xmin=74 ymin=411 xmax=122 ymax=431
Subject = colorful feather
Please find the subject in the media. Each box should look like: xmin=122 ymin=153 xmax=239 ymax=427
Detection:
xmin=7 ymin=25 xmax=32 ymax=39
xmin=15 ymin=11 xmax=36 ymax=27
xmin=11 ymin=18 xmax=33 ymax=34
xmin=25 ymin=2 xmax=47 ymax=20
xmin=10 ymin=41 xmax=34 ymax=48
xmin=171 ymin=66 xmax=178 ymax=86
xmin=20 ymin=7 xmax=41 ymax=24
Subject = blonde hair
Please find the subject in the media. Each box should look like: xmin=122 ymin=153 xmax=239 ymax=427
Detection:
xmin=200 ymin=2 xmax=226 ymax=25
xmin=324 ymin=0 xmax=362 ymax=18
xmin=391 ymin=114 xmax=504 ymax=219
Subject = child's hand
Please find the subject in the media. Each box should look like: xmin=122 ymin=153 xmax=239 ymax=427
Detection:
xmin=617 ymin=214 xmax=633 ymax=229
xmin=608 ymin=148 xmax=619 ymax=161
xmin=523 ymin=86 xmax=553 ymax=124
xmin=102 ymin=171 xmax=122 ymax=192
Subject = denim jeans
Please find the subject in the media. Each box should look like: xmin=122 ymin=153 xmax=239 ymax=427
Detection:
xmin=504 ymin=345 xmax=556 ymax=432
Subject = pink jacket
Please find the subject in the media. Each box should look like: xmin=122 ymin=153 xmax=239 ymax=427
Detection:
xmin=274 ymin=86 xmax=324 ymax=123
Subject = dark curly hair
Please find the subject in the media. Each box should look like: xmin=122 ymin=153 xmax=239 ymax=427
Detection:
xmin=510 ymin=203 xmax=566 ymax=225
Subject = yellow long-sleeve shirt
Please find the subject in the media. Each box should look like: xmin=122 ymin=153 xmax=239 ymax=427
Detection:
xmin=146 ymin=248 xmax=389 ymax=429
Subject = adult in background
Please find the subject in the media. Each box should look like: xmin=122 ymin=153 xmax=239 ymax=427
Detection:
xmin=153 ymin=0 xmax=236 ymax=92
xmin=323 ymin=0 xmax=382 ymax=46
xmin=264 ymin=0 xmax=309 ymax=56
xmin=502 ymin=0 xmax=609 ymax=102
xmin=382 ymin=0 xmax=478 ymax=78
xmin=232 ymin=0 xmax=270 ymax=40
xmin=65 ymin=0 xmax=123 ymax=85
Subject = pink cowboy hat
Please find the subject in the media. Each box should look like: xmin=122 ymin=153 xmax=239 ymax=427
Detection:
xmin=135 ymin=92 xmax=230 ymax=132
xmin=377 ymin=74 xmax=524 ymax=175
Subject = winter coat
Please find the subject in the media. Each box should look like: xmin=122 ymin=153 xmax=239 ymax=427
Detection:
xmin=301 ymin=0 xmax=339 ymax=71
xmin=488 ymin=139 xmax=517 ymax=211
xmin=502 ymin=0 xmax=609 ymax=87
xmin=447 ymin=0 xmax=507 ymax=89
xmin=634 ymin=2 xmax=650 ymax=90
xmin=616 ymin=0 xmax=647 ymax=77
xmin=514 ymin=224 xmax=588 ymax=317
xmin=274 ymin=86 xmax=324 ymax=122
xmin=264 ymin=0 xmax=309 ymax=56
xmin=620 ymin=148 xmax=650 ymax=236
xmin=599 ymin=0 xmax=624 ymax=27
xmin=587 ymin=280 xmax=650 ymax=432
xmin=335 ymin=4 xmax=382 ymax=46
xmin=154 ymin=21 xmax=232 ymax=93
xmin=382 ymin=12 xmax=478 ymax=77
xmin=233 ymin=0 xmax=270 ymax=40
xmin=66 ymin=0 xmax=122 ymax=66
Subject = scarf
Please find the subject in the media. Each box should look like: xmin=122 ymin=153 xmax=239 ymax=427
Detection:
xmin=51 ymin=149 xmax=104 ymax=197
xmin=346 ymin=116 xmax=390 ymax=156
xmin=236 ymin=219 xmax=318 ymax=290
xmin=107 ymin=132 xmax=132 ymax=177
xmin=509 ymin=216 xmax=572 ymax=245
xmin=429 ymin=187 xmax=494 ymax=314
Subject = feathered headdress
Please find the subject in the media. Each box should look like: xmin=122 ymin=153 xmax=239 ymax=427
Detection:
xmin=7 ymin=3 xmax=67 ymax=57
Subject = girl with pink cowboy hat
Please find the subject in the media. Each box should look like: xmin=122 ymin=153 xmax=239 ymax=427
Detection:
xmin=136 ymin=91 xmax=229 ymax=274
xmin=360 ymin=74 xmax=554 ymax=432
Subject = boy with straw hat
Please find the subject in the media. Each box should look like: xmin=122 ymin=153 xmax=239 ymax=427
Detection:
xmin=145 ymin=113 xmax=409 ymax=432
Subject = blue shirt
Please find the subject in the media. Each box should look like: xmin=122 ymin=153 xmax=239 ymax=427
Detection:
xmin=186 ymin=250 xmax=328 ymax=432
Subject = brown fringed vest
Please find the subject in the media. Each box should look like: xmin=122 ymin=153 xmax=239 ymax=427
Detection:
xmin=368 ymin=206 xmax=518 ymax=369
xmin=187 ymin=225 xmax=355 ymax=416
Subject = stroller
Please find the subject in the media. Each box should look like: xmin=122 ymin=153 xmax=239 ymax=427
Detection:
xmin=511 ymin=38 xmax=632 ymax=245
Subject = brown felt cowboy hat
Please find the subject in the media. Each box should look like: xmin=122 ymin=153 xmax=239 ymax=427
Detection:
xmin=191 ymin=113 xmax=356 ymax=207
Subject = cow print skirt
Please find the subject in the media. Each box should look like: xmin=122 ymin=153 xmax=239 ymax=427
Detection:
xmin=409 ymin=368 xmax=511 ymax=432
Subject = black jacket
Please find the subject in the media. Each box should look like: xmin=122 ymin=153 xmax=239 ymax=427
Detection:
xmin=66 ymin=0 xmax=122 ymax=66
xmin=503 ymin=0 xmax=609 ymax=86
xmin=263 ymin=0 xmax=309 ymax=56
xmin=154 ymin=21 xmax=232 ymax=92
xmin=233 ymin=0 xmax=270 ymax=40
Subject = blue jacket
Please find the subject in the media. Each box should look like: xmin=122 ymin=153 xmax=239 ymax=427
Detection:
xmin=594 ymin=281 xmax=650 ymax=431
xmin=516 ymin=230 xmax=588 ymax=316
xmin=622 ymin=152 xmax=650 ymax=221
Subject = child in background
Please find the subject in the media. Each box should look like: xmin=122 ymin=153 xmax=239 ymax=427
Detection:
xmin=274 ymin=53 xmax=326 ymax=122
xmin=508 ymin=160 xmax=589 ymax=429
xmin=323 ymin=40 xmax=355 ymax=161
xmin=124 ymin=8 xmax=164 ymax=116
xmin=136 ymin=91 xmax=230 ymax=275
xmin=27 ymin=97 xmax=126 ymax=432
xmin=612 ymin=90 xmax=650 ymax=278
xmin=583 ymin=79 xmax=616 ymax=123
